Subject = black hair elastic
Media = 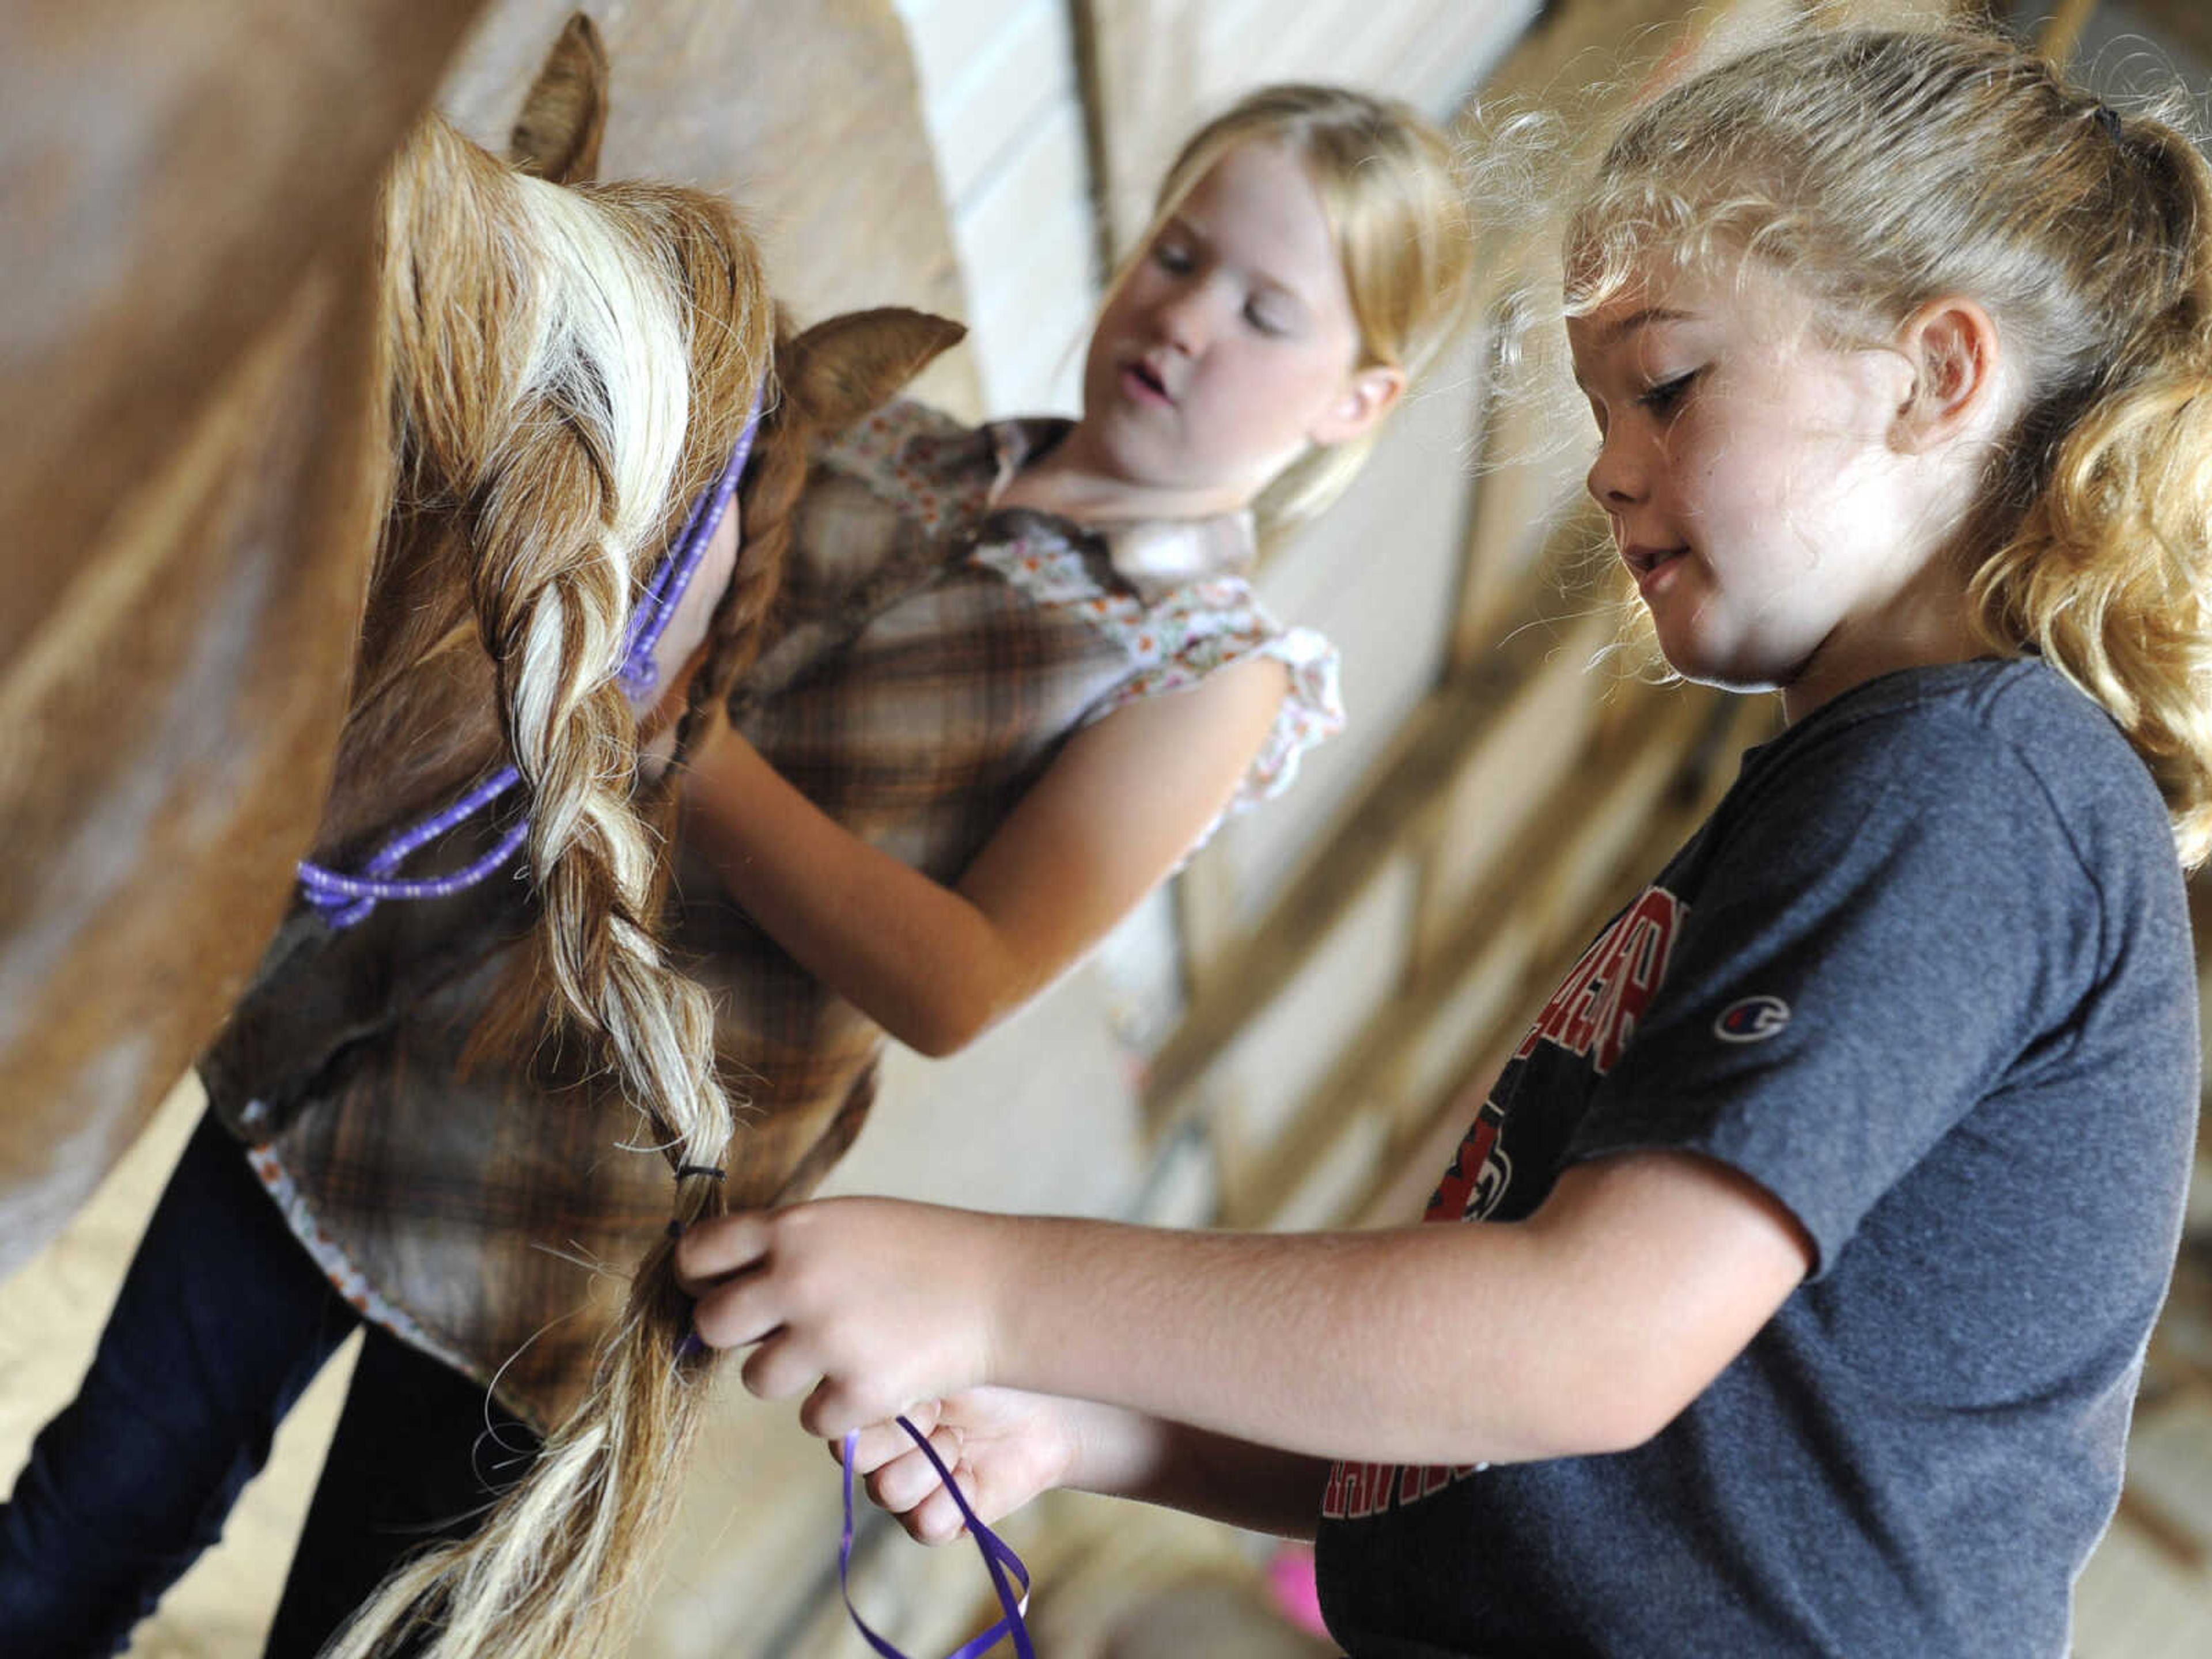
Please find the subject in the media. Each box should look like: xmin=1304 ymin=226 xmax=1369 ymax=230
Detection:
xmin=676 ymin=1162 xmax=726 ymax=1184
xmin=2094 ymin=102 xmax=2124 ymax=142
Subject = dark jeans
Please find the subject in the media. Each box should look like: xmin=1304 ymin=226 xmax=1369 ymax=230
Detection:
xmin=0 ymin=1109 xmax=537 ymax=1657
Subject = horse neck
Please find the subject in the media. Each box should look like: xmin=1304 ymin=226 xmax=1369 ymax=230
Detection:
xmin=310 ymin=512 xmax=510 ymax=859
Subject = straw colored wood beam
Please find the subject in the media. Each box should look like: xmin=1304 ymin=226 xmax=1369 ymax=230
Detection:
xmin=2037 ymin=0 xmax=2101 ymax=67
xmin=1143 ymin=597 xmax=1616 ymax=1123
xmin=1222 ymin=681 xmax=1741 ymax=1226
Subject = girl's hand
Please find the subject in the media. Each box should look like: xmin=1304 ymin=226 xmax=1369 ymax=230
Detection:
xmin=673 ymin=1196 xmax=1013 ymax=1437
xmin=842 ymin=1387 xmax=1085 ymax=1544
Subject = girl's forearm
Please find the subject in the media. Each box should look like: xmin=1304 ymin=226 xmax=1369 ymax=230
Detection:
xmin=982 ymin=1156 xmax=1808 ymax=1469
xmin=680 ymin=736 xmax=1025 ymax=1055
xmin=989 ymin=1219 xmax=1579 ymax=1468
xmin=678 ymin=660 xmax=1286 ymax=1058
xmin=1066 ymin=1400 xmax=1330 ymax=1540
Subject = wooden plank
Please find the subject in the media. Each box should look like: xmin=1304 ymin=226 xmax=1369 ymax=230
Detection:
xmin=1415 ymin=608 xmax=1615 ymax=964
xmin=923 ymin=0 xmax=1081 ymax=209
xmin=2038 ymin=0 xmax=2103 ymax=67
xmin=1452 ymin=369 xmax=1609 ymax=669
xmin=1203 ymin=853 xmax=1422 ymax=1155
xmin=1080 ymin=0 xmax=1553 ymax=253
xmin=1142 ymin=601 xmax=1602 ymax=1119
xmin=1222 ymin=681 xmax=1733 ymax=1225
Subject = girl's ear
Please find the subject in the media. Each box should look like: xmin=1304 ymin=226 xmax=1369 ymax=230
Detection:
xmin=1893 ymin=297 xmax=2005 ymax=452
xmin=1309 ymin=363 xmax=1408 ymax=448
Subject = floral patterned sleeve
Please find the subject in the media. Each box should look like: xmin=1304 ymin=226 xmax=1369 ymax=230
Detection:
xmin=1090 ymin=573 xmax=1344 ymax=816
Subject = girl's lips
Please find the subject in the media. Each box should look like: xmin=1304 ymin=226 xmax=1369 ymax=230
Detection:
xmin=1626 ymin=545 xmax=1688 ymax=598
xmin=1120 ymin=361 xmax=1174 ymax=408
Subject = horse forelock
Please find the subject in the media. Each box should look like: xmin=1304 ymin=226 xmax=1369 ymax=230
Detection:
xmin=509 ymin=172 xmax=690 ymax=567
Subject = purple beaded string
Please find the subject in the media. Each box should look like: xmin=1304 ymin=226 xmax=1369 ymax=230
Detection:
xmin=297 ymin=389 xmax=764 ymax=930
xmin=838 ymin=1416 xmax=1036 ymax=1659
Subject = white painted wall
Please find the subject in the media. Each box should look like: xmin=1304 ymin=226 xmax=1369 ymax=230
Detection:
xmin=892 ymin=0 xmax=1099 ymax=414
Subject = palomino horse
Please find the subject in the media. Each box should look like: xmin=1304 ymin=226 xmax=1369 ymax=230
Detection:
xmin=0 ymin=0 xmax=498 ymax=1275
xmin=5 ymin=9 xmax=965 ymax=1653
xmin=5 ymin=7 xmax=966 ymax=1653
xmin=0 ymin=0 xmax=974 ymax=1279
xmin=268 ymin=28 xmax=967 ymax=1658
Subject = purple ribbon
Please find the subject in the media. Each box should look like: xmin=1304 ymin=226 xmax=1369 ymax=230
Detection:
xmin=839 ymin=1416 xmax=1036 ymax=1659
xmin=297 ymin=387 xmax=763 ymax=929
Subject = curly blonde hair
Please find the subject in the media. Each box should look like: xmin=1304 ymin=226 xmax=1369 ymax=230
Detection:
xmin=1562 ymin=26 xmax=2212 ymax=862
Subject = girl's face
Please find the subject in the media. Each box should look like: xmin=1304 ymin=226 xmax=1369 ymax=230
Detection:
xmin=1567 ymin=256 xmax=1973 ymax=719
xmin=1069 ymin=139 xmax=1385 ymax=516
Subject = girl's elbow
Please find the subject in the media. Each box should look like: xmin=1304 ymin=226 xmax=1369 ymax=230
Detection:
xmin=1521 ymin=1360 xmax=1695 ymax=1461
xmin=893 ymin=984 xmax=1003 ymax=1058
xmin=882 ymin=940 xmax=1045 ymax=1056
xmin=900 ymin=1012 xmax=982 ymax=1059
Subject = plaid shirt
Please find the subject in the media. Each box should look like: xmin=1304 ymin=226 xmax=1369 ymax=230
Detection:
xmin=219 ymin=403 xmax=1343 ymax=1426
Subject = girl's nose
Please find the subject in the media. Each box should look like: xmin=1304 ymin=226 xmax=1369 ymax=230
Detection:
xmin=1585 ymin=430 xmax=1646 ymax=508
xmin=1150 ymin=285 xmax=1210 ymax=354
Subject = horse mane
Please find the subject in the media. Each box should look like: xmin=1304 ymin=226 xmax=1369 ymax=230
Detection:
xmin=300 ymin=116 xmax=763 ymax=1657
xmin=315 ymin=112 xmax=766 ymax=1162
xmin=314 ymin=92 xmax=960 ymax=1657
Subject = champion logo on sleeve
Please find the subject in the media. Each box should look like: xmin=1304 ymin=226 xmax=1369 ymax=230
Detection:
xmin=1714 ymin=995 xmax=1790 ymax=1044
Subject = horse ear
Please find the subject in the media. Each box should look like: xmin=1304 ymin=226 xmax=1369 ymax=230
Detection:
xmin=509 ymin=12 xmax=609 ymax=184
xmin=781 ymin=308 xmax=969 ymax=429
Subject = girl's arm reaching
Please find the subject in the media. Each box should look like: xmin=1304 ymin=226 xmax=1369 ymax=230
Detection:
xmin=679 ymin=654 xmax=1288 ymax=1056
xmin=675 ymin=1147 xmax=1814 ymax=1480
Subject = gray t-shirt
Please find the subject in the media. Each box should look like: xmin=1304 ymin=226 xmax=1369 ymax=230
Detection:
xmin=1313 ymin=659 xmax=2198 ymax=1657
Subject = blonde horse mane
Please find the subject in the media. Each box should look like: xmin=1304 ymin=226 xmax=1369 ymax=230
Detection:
xmin=314 ymin=109 xmax=767 ymax=1658
xmin=312 ymin=78 xmax=964 ymax=1652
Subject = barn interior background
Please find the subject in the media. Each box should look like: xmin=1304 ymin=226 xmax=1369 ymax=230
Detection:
xmin=4 ymin=0 xmax=2211 ymax=1653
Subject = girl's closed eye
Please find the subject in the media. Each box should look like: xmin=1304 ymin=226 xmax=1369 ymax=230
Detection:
xmin=1244 ymin=297 xmax=1293 ymax=337
xmin=1152 ymin=239 xmax=1196 ymax=276
xmin=1638 ymin=370 xmax=1700 ymax=416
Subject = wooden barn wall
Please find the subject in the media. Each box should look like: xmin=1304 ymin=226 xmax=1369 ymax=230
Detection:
xmin=437 ymin=0 xmax=981 ymax=414
xmin=1082 ymin=0 xmax=1547 ymax=255
xmin=894 ymin=0 xmax=1100 ymax=412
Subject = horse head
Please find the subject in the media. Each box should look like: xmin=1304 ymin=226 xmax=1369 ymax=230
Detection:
xmin=282 ymin=22 xmax=963 ymax=1174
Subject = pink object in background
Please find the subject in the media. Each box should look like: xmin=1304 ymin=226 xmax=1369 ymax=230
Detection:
xmin=1265 ymin=1543 xmax=1328 ymax=1638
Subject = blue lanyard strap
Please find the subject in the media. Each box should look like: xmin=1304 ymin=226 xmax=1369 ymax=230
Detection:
xmin=839 ymin=1415 xmax=1037 ymax=1659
